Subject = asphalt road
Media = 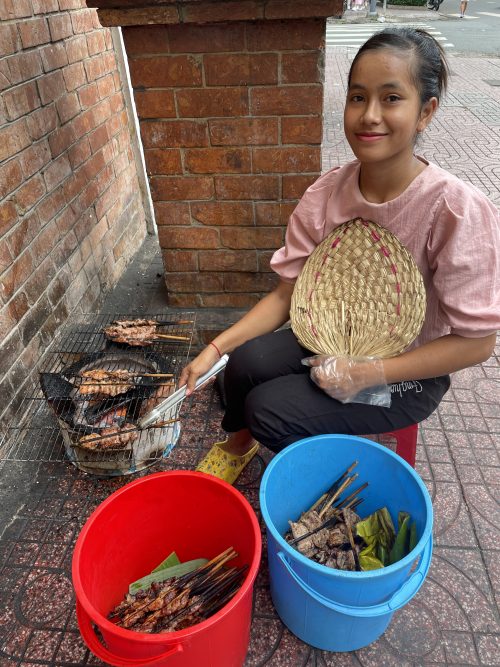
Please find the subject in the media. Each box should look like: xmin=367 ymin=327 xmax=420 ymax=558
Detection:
xmin=431 ymin=0 xmax=500 ymax=55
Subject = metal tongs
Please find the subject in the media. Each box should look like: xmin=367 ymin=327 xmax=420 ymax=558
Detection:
xmin=137 ymin=354 xmax=229 ymax=429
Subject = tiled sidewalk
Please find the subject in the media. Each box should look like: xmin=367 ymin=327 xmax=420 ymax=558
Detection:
xmin=0 ymin=48 xmax=499 ymax=667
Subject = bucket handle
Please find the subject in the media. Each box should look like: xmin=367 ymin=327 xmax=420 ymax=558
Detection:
xmin=277 ymin=536 xmax=432 ymax=618
xmin=76 ymin=600 xmax=183 ymax=667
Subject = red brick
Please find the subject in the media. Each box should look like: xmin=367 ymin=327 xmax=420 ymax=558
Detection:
xmin=3 ymin=82 xmax=41 ymax=121
xmin=109 ymin=90 xmax=125 ymax=115
xmin=27 ymin=105 xmax=58 ymax=141
xmin=200 ymin=292 xmax=259 ymax=308
xmin=65 ymin=35 xmax=89 ymax=64
xmin=154 ymin=202 xmax=190 ymax=226
xmin=19 ymin=141 xmax=51 ymax=179
xmin=185 ymin=148 xmax=251 ymax=174
xmin=37 ymin=70 xmax=66 ymax=106
xmin=258 ymin=250 xmax=277 ymax=272
xmin=18 ymin=17 xmax=50 ymax=49
xmin=60 ymin=0 xmax=87 ymax=12
xmin=30 ymin=222 xmax=59 ymax=265
xmin=96 ymin=72 xmax=115 ymax=99
xmin=84 ymin=55 xmax=105 ymax=82
xmin=251 ymin=85 xmax=323 ymax=116
xmin=106 ymin=111 xmax=123 ymax=138
xmin=150 ymin=176 xmax=214 ymax=201
xmin=63 ymin=62 xmax=86 ymax=91
xmin=87 ymin=30 xmax=107 ymax=56
xmin=199 ymin=250 xmax=257 ymax=272
xmin=122 ymin=25 xmax=169 ymax=56
xmin=0 ymin=240 xmax=13 ymax=274
xmin=167 ymin=23 xmax=245 ymax=54
xmin=283 ymin=174 xmax=318 ymax=199
xmin=0 ymin=23 xmax=19 ymax=57
xmin=48 ymin=123 xmax=76 ymax=158
xmin=56 ymin=92 xmax=81 ymax=124
xmin=209 ymin=118 xmax=278 ymax=147
xmin=71 ymin=9 xmax=95 ymax=34
xmin=253 ymin=146 xmax=321 ymax=173
xmin=6 ymin=211 xmax=40 ymax=257
xmin=167 ymin=293 xmax=200 ymax=307
xmin=221 ymin=227 xmax=282 ymax=249
xmin=183 ymin=1 xmax=262 ymax=23
xmin=177 ymin=88 xmax=249 ymax=119
xmin=1 ymin=251 xmax=35 ymax=300
xmin=268 ymin=0 xmax=340 ymax=18
xmin=43 ymin=154 xmax=72 ymax=190
xmin=282 ymin=116 xmax=322 ymax=144
xmin=0 ymin=0 xmax=32 ymax=20
xmin=140 ymin=120 xmax=208 ymax=148
xmin=191 ymin=201 xmax=253 ymax=227
xmin=161 ymin=250 xmax=198 ymax=272
xmin=68 ymin=137 xmax=91 ymax=169
xmin=63 ymin=168 xmax=89 ymax=204
xmin=282 ymin=52 xmax=322 ymax=84
xmin=33 ymin=0 xmax=58 ymax=12
xmin=133 ymin=90 xmax=176 ymax=119
xmin=255 ymin=201 xmax=296 ymax=226
xmin=222 ymin=271 xmax=278 ymax=291
xmin=166 ymin=271 xmax=223 ymax=292
xmin=204 ymin=53 xmax=277 ymax=86
xmin=144 ymin=149 xmax=182 ymax=176
xmin=7 ymin=291 xmax=29 ymax=321
xmin=128 ymin=55 xmax=202 ymax=89
xmin=78 ymin=83 xmax=99 ymax=109
xmin=40 ymin=42 xmax=69 ymax=72
xmin=247 ymin=19 xmax=324 ymax=51
xmin=95 ymin=163 xmax=114 ymax=196
xmin=88 ymin=124 xmax=109 ymax=153
xmin=37 ymin=186 xmax=66 ymax=222
xmin=48 ymin=14 xmax=73 ymax=42
xmin=3 ymin=52 xmax=43 ymax=86
xmin=0 ymin=120 xmax=31 ymax=162
xmin=0 ymin=200 xmax=17 ymax=237
xmin=0 ymin=159 xmax=23 ymax=199
xmin=215 ymin=175 xmax=279 ymax=200
xmin=158 ymin=226 xmax=219 ymax=249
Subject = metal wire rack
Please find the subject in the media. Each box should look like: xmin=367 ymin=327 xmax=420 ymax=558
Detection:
xmin=0 ymin=313 xmax=195 ymax=477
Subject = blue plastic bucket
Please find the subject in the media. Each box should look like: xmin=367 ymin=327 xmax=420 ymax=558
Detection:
xmin=259 ymin=434 xmax=433 ymax=652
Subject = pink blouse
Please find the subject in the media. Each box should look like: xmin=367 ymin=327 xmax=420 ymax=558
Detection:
xmin=271 ymin=158 xmax=500 ymax=348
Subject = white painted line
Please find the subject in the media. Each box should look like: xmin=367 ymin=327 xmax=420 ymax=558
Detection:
xmin=477 ymin=11 xmax=500 ymax=17
xmin=447 ymin=13 xmax=479 ymax=18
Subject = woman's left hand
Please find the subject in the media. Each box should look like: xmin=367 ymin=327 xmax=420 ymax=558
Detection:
xmin=302 ymin=355 xmax=387 ymax=403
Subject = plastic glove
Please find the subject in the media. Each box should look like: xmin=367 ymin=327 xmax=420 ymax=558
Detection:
xmin=301 ymin=355 xmax=391 ymax=407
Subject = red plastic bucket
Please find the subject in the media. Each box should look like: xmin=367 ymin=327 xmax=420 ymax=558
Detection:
xmin=72 ymin=471 xmax=262 ymax=667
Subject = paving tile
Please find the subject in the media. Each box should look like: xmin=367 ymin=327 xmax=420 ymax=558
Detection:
xmin=482 ymin=550 xmax=500 ymax=609
xmin=430 ymin=482 xmax=479 ymax=548
xmin=463 ymin=485 xmax=500 ymax=551
xmin=441 ymin=631 xmax=480 ymax=665
xmin=476 ymin=634 xmax=500 ymax=666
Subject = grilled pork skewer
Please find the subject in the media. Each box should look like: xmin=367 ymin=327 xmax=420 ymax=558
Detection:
xmin=76 ymin=369 xmax=175 ymax=397
xmin=103 ymin=319 xmax=191 ymax=347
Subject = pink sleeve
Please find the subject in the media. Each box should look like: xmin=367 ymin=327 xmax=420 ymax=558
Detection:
xmin=428 ymin=189 xmax=500 ymax=337
xmin=270 ymin=170 xmax=338 ymax=282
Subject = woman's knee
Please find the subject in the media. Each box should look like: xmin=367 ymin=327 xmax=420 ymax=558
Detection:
xmin=225 ymin=336 xmax=279 ymax=388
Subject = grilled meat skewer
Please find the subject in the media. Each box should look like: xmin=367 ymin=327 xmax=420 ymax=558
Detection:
xmin=104 ymin=319 xmax=190 ymax=347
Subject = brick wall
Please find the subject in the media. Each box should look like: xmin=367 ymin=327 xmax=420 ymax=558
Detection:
xmin=121 ymin=17 xmax=325 ymax=308
xmin=0 ymin=0 xmax=147 ymax=431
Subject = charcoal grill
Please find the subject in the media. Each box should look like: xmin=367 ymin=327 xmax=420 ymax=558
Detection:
xmin=0 ymin=313 xmax=195 ymax=477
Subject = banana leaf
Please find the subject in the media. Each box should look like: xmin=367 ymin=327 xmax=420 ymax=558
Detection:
xmin=409 ymin=521 xmax=418 ymax=552
xmin=151 ymin=551 xmax=180 ymax=573
xmin=356 ymin=507 xmax=396 ymax=568
xmin=129 ymin=558 xmax=208 ymax=595
xmin=389 ymin=512 xmax=410 ymax=565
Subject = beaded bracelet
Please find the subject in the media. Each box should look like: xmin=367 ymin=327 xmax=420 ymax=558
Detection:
xmin=209 ymin=341 xmax=222 ymax=358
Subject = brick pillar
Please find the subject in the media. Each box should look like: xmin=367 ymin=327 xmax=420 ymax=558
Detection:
xmin=87 ymin=0 xmax=343 ymax=308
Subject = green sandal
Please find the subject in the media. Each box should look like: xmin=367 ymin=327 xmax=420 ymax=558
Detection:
xmin=196 ymin=440 xmax=259 ymax=485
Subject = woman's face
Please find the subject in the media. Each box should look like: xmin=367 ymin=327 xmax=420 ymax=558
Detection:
xmin=344 ymin=49 xmax=435 ymax=167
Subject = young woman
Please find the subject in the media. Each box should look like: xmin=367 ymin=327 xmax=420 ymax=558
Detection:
xmin=179 ymin=28 xmax=500 ymax=484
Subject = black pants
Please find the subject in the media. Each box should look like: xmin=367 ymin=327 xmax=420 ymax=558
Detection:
xmin=222 ymin=328 xmax=450 ymax=453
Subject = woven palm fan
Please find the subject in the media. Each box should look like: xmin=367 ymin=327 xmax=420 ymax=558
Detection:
xmin=290 ymin=218 xmax=426 ymax=358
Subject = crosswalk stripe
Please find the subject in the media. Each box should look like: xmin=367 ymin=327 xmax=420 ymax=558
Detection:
xmin=477 ymin=11 xmax=500 ymax=17
xmin=325 ymin=22 xmax=454 ymax=49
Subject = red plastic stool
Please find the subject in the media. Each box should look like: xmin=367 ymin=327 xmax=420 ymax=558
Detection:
xmin=364 ymin=423 xmax=418 ymax=468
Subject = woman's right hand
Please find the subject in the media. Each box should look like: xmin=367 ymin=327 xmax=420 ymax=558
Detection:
xmin=178 ymin=344 xmax=221 ymax=395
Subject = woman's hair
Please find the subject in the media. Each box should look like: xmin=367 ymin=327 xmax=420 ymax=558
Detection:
xmin=347 ymin=27 xmax=449 ymax=105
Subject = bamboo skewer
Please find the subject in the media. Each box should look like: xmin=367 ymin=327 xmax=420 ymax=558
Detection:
xmin=346 ymin=520 xmax=361 ymax=572
xmin=154 ymin=334 xmax=191 ymax=341
xmin=75 ymin=418 xmax=181 ymax=446
xmin=318 ymin=473 xmax=358 ymax=519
